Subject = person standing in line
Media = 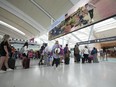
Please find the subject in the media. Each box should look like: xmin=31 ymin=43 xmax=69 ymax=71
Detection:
xmin=64 ymin=44 xmax=69 ymax=58
xmin=106 ymin=49 xmax=108 ymax=61
xmin=74 ymin=44 xmax=80 ymax=63
xmin=64 ymin=44 xmax=70 ymax=64
xmin=99 ymin=49 xmax=104 ymax=61
xmin=85 ymin=2 xmax=96 ymax=23
xmin=59 ymin=45 xmax=64 ymax=63
xmin=91 ymin=47 xmax=99 ymax=63
xmin=0 ymin=34 xmax=12 ymax=72
xmin=52 ymin=41 xmax=61 ymax=52
xmin=21 ymin=42 xmax=29 ymax=68
xmin=74 ymin=45 xmax=77 ymax=62
xmin=83 ymin=46 xmax=89 ymax=63
xmin=43 ymin=43 xmax=49 ymax=65
xmin=38 ymin=45 xmax=45 ymax=65
xmin=103 ymin=47 xmax=108 ymax=61
xmin=21 ymin=42 xmax=28 ymax=58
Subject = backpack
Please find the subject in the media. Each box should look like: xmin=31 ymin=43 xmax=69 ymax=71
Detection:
xmin=64 ymin=47 xmax=68 ymax=54
xmin=91 ymin=50 xmax=96 ymax=55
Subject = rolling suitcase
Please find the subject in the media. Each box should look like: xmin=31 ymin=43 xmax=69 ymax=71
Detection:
xmin=82 ymin=58 xmax=85 ymax=63
xmin=65 ymin=57 xmax=70 ymax=64
xmin=8 ymin=58 xmax=15 ymax=69
xmin=88 ymin=58 xmax=92 ymax=63
xmin=88 ymin=55 xmax=93 ymax=63
xmin=23 ymin=58 xmax=30 ymax=69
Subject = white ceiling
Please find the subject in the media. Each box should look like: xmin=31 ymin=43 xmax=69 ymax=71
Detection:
xmin=0 ymin=0 xmax=74 ymax=40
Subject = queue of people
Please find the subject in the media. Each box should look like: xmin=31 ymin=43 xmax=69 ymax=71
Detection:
xmin=0 ymin=34 xmax=108 ymax=73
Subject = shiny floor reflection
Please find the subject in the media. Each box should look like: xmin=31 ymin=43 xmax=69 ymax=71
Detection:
xmin=0 ymin=59 xmax=116 ymax=87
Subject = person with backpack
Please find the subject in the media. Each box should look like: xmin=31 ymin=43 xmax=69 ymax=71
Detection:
xmin=91 ymin=47 xmax=99 ymax=63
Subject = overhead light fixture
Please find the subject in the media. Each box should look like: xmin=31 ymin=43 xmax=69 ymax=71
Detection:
xmin=0 ymin=20 xmax=25 ymax=35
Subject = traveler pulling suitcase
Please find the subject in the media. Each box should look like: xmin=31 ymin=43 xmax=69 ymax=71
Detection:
xmin=22 ymin=58 xmax=30 ymax=69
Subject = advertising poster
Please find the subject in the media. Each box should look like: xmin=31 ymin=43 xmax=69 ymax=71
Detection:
xmin=49 ymin=0 xmax=116 ymax=40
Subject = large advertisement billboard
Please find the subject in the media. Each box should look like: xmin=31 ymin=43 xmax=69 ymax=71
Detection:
xmin=49 ymin=0 xmax=116 ymax=40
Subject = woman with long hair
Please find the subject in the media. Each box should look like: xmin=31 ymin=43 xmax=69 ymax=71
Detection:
xmin=21 ymin=42 xmax=30 ymax=69
xmin=0 ymin=34 xmax=11 ymax=72
xmin=91 ymin=47 xmax=99 ymax=63
xmin=22 ymin=42 xmax=28 ymax=57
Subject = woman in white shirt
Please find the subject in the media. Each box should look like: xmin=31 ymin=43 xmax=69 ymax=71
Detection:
xmin=83 ymin=46 xmax=89 ymax=63
xmin=21 ymin=42 xmax=29 ymax=68
xmin=22 ymin=42 xmax=28 ymax=57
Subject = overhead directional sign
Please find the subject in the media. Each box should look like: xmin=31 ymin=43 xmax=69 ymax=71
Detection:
xmin=78 ymin=36 xmax=116 ymax=45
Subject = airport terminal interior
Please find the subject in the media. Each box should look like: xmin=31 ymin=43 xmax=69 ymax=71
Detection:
xmin=0 ymin=0 xmax=116 ymax=87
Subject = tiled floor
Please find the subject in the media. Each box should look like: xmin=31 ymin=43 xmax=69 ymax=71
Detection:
xmin=0 ymin=58 xmax=116 ymax=87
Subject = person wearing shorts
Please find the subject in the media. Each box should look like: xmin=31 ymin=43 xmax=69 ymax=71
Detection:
xmin=0 ymin=34 xmax=12 ymax=72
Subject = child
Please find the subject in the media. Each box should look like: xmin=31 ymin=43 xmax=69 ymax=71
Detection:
xmin=52 ymin=49 xmax=60 ymax=68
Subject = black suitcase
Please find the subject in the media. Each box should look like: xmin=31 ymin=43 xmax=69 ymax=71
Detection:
xmin=82 ymin=58 xmax=85 ymax=63
xmin=77 ymin=58 xmax=80 ymax=63
xmin=23 ymin=58 xmax=30 ymax=69
xmin=88 ymin=58 xmax=92 ymax=63
xmin=8 ymin=58 xmax=15 ymax=69
xmin=77 ymin=54 xmax=80 ymax=63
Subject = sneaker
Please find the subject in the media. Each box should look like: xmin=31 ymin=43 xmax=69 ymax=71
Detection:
xmin=7 ymin=68 xmax=12 ymax=71
xmin=0 ymin=70 xmax=6 ymax=73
